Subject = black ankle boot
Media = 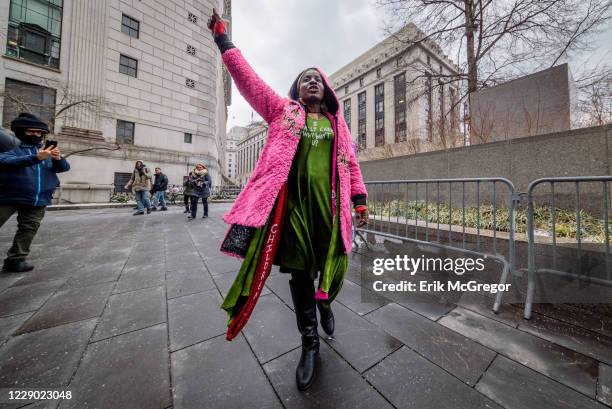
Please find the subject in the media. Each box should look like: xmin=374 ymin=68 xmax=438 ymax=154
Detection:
xmin=289 ymin=274 xmax=319 ymax=391
xmin=2 ymin=259 xmax=34 ymax=273
xmin=317 ymin=300 xmax=335 ymax=336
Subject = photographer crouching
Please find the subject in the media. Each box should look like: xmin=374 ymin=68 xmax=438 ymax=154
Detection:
xmin=0 ymin=113 xmax=70 ymax=273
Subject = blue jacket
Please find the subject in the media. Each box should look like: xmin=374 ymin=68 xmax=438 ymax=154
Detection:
xmin=0 ymin=143 xmax=70 ymax=206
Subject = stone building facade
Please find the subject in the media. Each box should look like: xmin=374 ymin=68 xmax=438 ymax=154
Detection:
xmin=470 ymin=64 xmax=575 ymax=144
xmin=330 ymin=23 xmax=461 ymax=162
xmin=0 ymin=0 xmax=231 ymax=203
xmin=235 ymin=121 xmax=267 ymax=186
xmin=224 ymin=125 xmax=246 ymax=184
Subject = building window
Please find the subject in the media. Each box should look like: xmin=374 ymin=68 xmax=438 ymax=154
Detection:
xmin=344 ymin=85 xmax=349 ymax=95
xmin=374 ymin=83 xmax=384 ymax=147
xmin=186 ymin=44 xmax=196 ymax=56
xmin=359 ymin=77 xmax=364 ymax=87
xmin=343 ymin=98 xmax=351 ymax=134
xmin=121 ymin=14 xmax=139 ymax=38
xmin=184 ymin=132 xmax=192 ymax=143
xmin=426 ymin=72 xmax=433 ymax=142
xmin=119 ymin=54 xmax=137 ymax=77
xmin=116 ymin=120 xmax=134 ymax=144
xmin=114 ymin=172 xmax=132 ymax=193
xmin=376 ymin=68 xmax=381 ymax=78
xmin=6 ymin=0 xmax=63 ymax=69
xmin=357 ymin=91 xmax=366 ymax=151
xmin=394 ymin=72 xmax=407 ymax=143
xmin=2 ymin=78 xmax=56 ymax=130
xmin=187 ymin=12 xmax=197 ymax=23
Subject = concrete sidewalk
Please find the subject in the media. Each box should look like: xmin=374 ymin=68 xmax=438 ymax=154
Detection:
xmin=0 ymin=204 xmax=610 ymax=409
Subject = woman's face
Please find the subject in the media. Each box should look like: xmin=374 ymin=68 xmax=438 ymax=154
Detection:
xmin=196 ymin=165 xmax=204 ymax=171
xmin=298 ymin=69 xmax=324 ymax=104
xmin=135 ymin=161 xmax=143 ymax=169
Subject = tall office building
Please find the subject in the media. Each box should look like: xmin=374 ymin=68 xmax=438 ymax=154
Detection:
xmin=0 ymin=0 xmax=232 ymax=202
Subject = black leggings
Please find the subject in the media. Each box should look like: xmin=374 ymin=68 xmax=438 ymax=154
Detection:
xmin=190 ymin=196 xmax=208 ymax=217
xmin=184 ymin=194 xmax=190 ymax=208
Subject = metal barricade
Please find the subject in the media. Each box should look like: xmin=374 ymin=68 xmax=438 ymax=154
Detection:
xmin=524 ymin=176 xmax=612 ymax=319
xmin=356 ymin=178 xmax=518 ymax=312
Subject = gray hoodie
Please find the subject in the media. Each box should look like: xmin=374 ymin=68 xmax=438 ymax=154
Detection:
xmin=0 ymin=127 xmax=19 ymax=152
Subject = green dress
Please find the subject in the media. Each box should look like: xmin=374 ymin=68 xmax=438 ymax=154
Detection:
xmin=221 ymin=116 xmax=348 ymax=323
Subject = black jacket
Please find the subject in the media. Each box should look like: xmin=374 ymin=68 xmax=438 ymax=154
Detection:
xmin=152 ymin=173 xmax=168 ymax=193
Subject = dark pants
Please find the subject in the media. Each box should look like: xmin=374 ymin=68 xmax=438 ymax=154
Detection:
xmin=0 ymin=204 xmax=46 ymax=261
xmin=190 ymin=196 xmax=208 ymax=217
xmin=184 ymin=194 xmax=190 ymax=209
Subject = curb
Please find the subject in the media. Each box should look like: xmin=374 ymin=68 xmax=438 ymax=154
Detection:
xmin=48 ymin=200 xmax=236 ymax=211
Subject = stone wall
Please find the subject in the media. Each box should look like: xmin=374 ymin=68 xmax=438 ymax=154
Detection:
xmin=360 ymin=125 xmax=612 ymax=212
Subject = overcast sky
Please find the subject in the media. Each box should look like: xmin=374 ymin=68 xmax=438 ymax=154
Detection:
xmin=225 ymin=0 xmax=612 ymax=130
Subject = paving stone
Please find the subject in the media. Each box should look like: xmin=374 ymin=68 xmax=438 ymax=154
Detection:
xmin=242 ymin=294 xmax=301 ymax=363
xmin=92 ymin=286 xmax=166 ymax=342
xmin=263 ymin=341 xmax=393 ymax=409
xmin=168 ymin=290 xmax=227 ymax=351
xmin=440 ymin=307 xmax=599 ymax=396
xmin=213 ymin=272 xmax=271 ymax=298
xmin=0 ymin=319 xmax=96 ymax=388
xmin=365 ymin=303 xmax=496 ymax=385
xmin=114 ymin=268 xmax=165 ymax=294
xmin=599 ymin=363 xmax=612 ymax=406
xmin=166 ymin=268 xmax=216 ymax=299
xmin=456 ymin=291 xmax=522 ymax=328
xmin=0 ymin=312 xmax=32 ymax=340
xmin=518 ymin=312 xmax=612 ymax=365
xmin=531 ymin=303 xmax=612 ymax=338
xmin=0 ymin=274 xmax=25 ymax=292
xmin=394 ymin=292 xmax=456 ymax=321
xmin=325 ymin=301 xmax=402 ymax=373
xmin=171 ymin=334 xmax=282 ymax=409
xmin=365 ymin=346 xmax=502 ymax=409
xmin=264 ymin=272 xmax=293 ymax=308
xmin=11 ymin=265 xmax=77 ymax=287
xmin=16 ymin=282 xmax=114 ymax=334
xmin=335 ymin=279 xmax=387 ymax=316
xmin=63 ymin=261 xmax=125 ymax=288
xmin=60 ymin=324 xmax=171 ymax=409
xmin=0 ymin=279 xmax=65 ymax=317
xmin=476 ymin=355 xmax=608 ymax=409
xmin=205 ymin=255 xmax=243 ymax=276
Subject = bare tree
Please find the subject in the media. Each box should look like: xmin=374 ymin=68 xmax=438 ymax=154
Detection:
xmin=1 ymin=81 xmax=121 ymax=156
xmin=379 ymin=0 xmax=612 ymax=133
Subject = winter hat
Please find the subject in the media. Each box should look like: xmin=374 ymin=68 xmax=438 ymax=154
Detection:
xmin=10 ymin=113 xmax=50 ymax=136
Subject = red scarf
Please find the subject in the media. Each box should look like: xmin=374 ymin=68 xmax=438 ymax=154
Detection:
xmin=226 ymin=183 xmax=289 ymax=341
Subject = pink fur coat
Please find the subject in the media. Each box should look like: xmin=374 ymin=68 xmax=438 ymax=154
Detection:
xmin=220 ymin=48 xmax=367 ymax=254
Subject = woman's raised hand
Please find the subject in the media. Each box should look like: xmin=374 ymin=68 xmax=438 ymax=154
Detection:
xmin=207 ymin=8 xmax=226 ymax=36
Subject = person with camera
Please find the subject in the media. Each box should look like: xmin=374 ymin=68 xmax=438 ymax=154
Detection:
xmin=125 ymin=160 xmax=152 ymax=215
xmin=150 ymin=167 xmax=169 ymax=211
xmin=0 ymin=113 xmax=70 ymax=273
xmin=187 ymin=163 xmax=212 ymax=220
xmin=182 ymin=172 xmax=194 ymax=214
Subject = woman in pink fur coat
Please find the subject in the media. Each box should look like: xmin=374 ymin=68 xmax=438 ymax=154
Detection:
xmin=209 ymin=10 xmax=368 ymax=391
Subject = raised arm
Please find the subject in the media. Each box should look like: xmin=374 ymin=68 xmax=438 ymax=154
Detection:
xmin=208 ymin=9 xmax=285 ymax=123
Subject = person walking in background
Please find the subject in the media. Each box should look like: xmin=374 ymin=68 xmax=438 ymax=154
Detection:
xmin=0 ymin=113 xmax=70 ymax=273
xmin=187 ymin=163 xmax=211 ymax=220
xmin=150 ymin=167 xmax=168 ymax=211
xmin=125 ymin=160 xmax=152 ymax=215
xmin=182 ymin=173 xmax=193 ymax=214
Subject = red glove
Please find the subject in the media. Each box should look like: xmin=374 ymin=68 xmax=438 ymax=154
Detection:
xmin=207 ymin=8 xmax=226 ymax=36
xmin=355 ymin=205 xmax=368 ymax=227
